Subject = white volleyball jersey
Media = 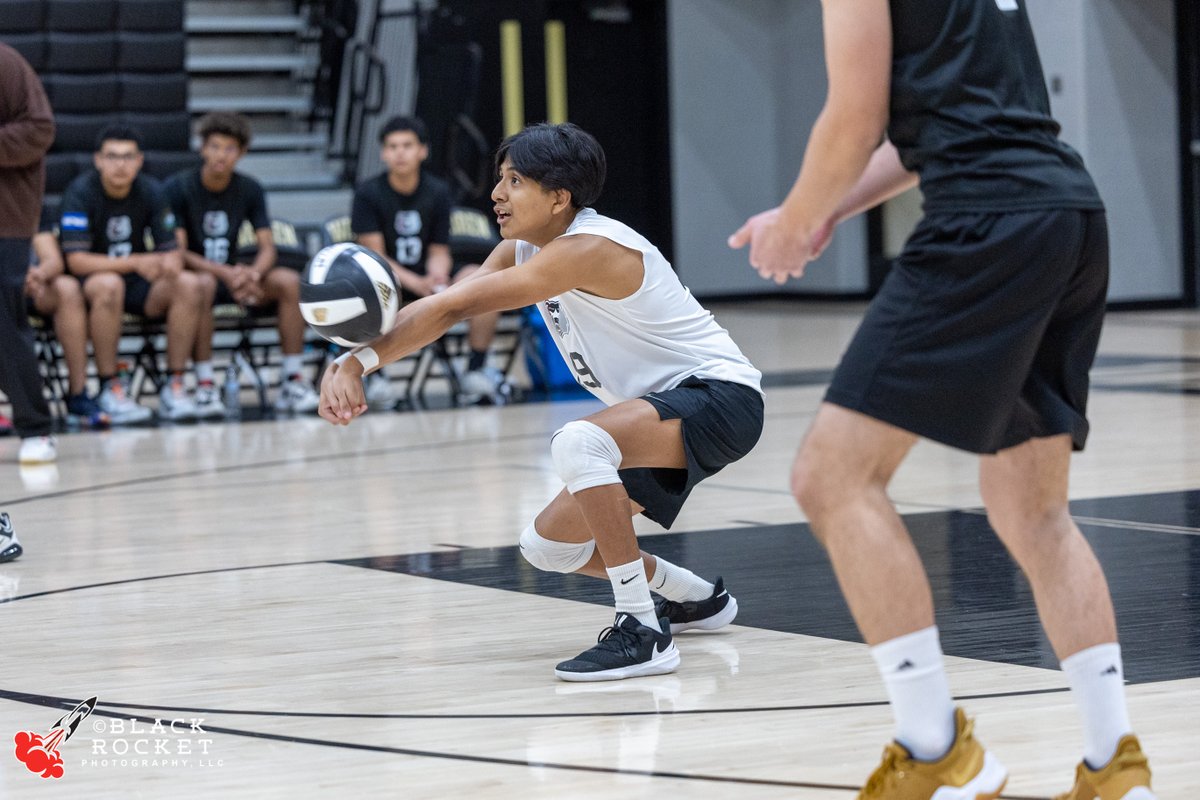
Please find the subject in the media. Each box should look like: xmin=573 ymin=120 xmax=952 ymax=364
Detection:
xmin=515 ymin=208 xmax=762 ymax=406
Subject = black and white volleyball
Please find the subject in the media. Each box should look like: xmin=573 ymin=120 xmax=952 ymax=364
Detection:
xmin=300 ymin=243 xmax=400 ymax=346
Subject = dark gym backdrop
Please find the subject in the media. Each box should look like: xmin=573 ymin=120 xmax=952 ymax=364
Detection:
xmin=421 ymin=0 xmax=674 ymax=262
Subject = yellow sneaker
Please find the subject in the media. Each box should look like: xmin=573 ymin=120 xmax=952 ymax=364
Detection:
xmin=1054 ymin=734 xmax=1156 ymax=800
xmin=857 ymin=708 xmax=1007 ymax=800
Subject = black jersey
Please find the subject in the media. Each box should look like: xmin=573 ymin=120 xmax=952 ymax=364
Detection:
xmin=888 ymin=0 xmax=1102 ymax=212
xmin=350 ymin=170 xmax=452 ymax=274
xmin=59 ymin=171 xmax=177 ymax=257
xmin=165 ymin=168 xmax=270 ymax=265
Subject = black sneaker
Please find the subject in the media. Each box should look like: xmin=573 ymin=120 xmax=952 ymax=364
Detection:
xmin=554 ymin=613 xmax=680 ymax=682
xmin=0 ymin=513 xmax=22 ymax=563
xmin=66 ymin=392 xmax=111 ymax=429
xmin=654 ymin=577 xmax=739 ymax=634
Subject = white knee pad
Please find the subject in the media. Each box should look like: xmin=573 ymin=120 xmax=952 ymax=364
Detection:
xmin=518 ymin=524 xmax=596 ymax=573
xmin=550 ymin=420 xmax=622 ymax=494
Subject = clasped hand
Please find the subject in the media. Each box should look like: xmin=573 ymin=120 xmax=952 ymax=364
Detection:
xmin=318 ymin=358 xmax=368 ymax=425
xmin=728 ymin=207 xmax=834 ymax=284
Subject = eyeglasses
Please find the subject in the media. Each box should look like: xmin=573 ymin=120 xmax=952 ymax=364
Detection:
xmin=99 ymin=152 xmax=140 ymax=163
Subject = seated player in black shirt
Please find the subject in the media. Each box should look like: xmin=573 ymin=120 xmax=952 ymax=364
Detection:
xmin=166 ymin=112 xmax=318 ymax=416
xmin=60 ymin=125 xmax=205 ymax=423
xmin=24 ymin=206 xmax=109 ymax=427
xmin=350 ymin=115 xmax=503 ymax=406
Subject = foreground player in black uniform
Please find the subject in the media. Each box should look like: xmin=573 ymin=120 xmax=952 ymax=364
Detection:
xmin=731 ymin=2 xmax=1155 ymax=798
xmin=167 ymin=112 xmax=319 ymax=416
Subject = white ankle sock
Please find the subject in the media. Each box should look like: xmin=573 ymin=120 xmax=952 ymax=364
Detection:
xmin=870 ymin=626 xmax=957 ymax=761
xmin=194 ymin=361 xmax=214 ymax=384
xmin=1061 ymin=643 xmax=1132 ymax=768
xmin=282 ymin=354 xmax=303 ymax=379
xmin=650 ymin=556 xmax=714 ymax=602
xmin=606 ymin=559 xmax=659 ymax=630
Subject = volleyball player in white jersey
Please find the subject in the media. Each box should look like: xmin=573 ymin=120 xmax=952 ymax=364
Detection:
xmin=320 ymin=122 xmax=765 ymax=681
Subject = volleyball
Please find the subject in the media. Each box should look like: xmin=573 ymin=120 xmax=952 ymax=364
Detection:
xmin=299 ymin=243 xmax=400 ymax=347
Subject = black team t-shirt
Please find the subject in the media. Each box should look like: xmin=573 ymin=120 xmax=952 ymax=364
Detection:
xmin=887 ymin=0 xmax=1103 ymax=212
xmin=350 ymin=170 xmax=453 ymax=276
xmin=165 ymin=168 xmax=270 ymax=265
xmin=59 ymin=171 xmax=177 ymax=257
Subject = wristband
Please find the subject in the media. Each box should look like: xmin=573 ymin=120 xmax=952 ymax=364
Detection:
xmin=352 ymin=346 xmax=380 ymax=374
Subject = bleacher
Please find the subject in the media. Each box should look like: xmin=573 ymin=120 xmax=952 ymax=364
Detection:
xmin=1 ymin=0 xmax=197 ymax=212
xmin=1 ymin=0 xmax=530 ymax=426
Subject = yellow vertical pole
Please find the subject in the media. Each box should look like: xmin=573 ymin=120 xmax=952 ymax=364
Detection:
xmin=500 ymin=20 xmax=525 ymax=136
xmin=544 ymin=20 xmax=567 ymax=124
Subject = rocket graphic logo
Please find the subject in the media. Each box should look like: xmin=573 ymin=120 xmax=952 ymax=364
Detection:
xmin=14 ymin=697 xmax=97 ymax=779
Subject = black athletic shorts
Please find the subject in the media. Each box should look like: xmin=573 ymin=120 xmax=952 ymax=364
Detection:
xmin=123 ymin=274 xmax=154 ymax=317
xmin=620 ymin=377 xmax=764 ymax=529
xmin=825 ymin=208 xmax=1108 ymax=454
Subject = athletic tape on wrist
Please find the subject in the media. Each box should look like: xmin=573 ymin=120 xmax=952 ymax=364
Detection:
xmin=353 ymin=347 xmax=380 ymax=374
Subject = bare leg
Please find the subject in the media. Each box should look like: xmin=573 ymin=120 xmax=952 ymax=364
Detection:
xmin=193 ymin=271 xmax=217 ymax=364
xmin=792 ymin=403 xmax=928 ymax=644
xmin=980 ymin=434 xmax=1135 ymax=770
xmin=534 ymin=488 xmax=653 ymax=579
xmin=83 ymin=272 xmax=124 ymax=377
xmin=145 ymin=271 xmax=203 ymax=373
xmin=980 ymin=434 xmax=1116 ymax=656
xmin=260 ymin=268 xmax=305 ymax=356
xmin=34 ymin=277 xmax=88 ymax=395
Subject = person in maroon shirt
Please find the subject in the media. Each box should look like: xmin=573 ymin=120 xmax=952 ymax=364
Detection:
xmin=0 ymin=42 xmax=56 ymax=465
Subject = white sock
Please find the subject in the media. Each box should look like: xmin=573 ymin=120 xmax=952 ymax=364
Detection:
xmin=1061 ymin=643 xmax=1132 ymax=768
xmin=606 ymin=559 xmax=659 ymax=630
xmin=870 ymin=626 xmax=957 ymax=761
xmin=650 ymin=556 xmax=714 ymax=602
xmin=281 ymin=354 xmax=304 ymax=379
xmin=194 ymin=361 xmax=214 ymax=384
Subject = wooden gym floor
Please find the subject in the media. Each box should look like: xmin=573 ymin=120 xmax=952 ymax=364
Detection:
xmin=1 ymin=302 xmax=1196 ymax=798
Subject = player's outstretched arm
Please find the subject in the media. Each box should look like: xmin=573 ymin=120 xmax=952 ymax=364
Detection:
xmin=319 ymin=236 xmax=617 ymax=424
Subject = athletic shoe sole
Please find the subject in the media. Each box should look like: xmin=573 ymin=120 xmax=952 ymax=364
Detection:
xmin=930 ymin=752 xmax=1007 ymax=800
xmin=554 ymin=642 xmax=681 ymax=682
xmin=0 ymin=542 xmax=22 ymax=563
xmin=669 ymin=595 xmax=739 ymax=634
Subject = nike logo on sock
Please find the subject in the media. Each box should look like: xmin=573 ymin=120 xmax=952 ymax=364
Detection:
xmin=1101 ymin=665 xmax=1119 ymax=676
xmin=620 ymin=576 xmax=636 ymax=585
xmin=896 ymin=659 xmax=915 ymax=671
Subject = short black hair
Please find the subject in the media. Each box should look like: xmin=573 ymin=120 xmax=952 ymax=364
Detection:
xmin=95 ymin=124 xmax=144 ymax=152
xmin=198 ymin=111 xmax=252 ymax=148
xmin=494 ymin=122 xmax=606 ymax=208
xmin=379 ymin=115 xmax=428 ymax=145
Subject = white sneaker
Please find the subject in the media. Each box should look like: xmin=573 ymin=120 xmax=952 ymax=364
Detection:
xmin=18 ymin=436 xmax=56 ymax=465
xmin=275 ymin=378 xmax=320 ymax=414
xmin=0 ymin=512 xmax=21 ymax=562
xmin=158 ymin=379 xmax=198 ymax=422
xmin=99 ymin=380 xmax=154 ymax=425
xmin=460 ymin=366 xmax=510 ymax=405
xmin=364 ymin=372 xmax=396 ymax=410
xmin=193 ymin=383 xmax=227 ymax=420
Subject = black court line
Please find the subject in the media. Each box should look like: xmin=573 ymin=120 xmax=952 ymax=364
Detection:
xmin=0 ymin=687 xmax=1070 ymax=722
xmin=0 ymin=690 xmax=1050 ymax=799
